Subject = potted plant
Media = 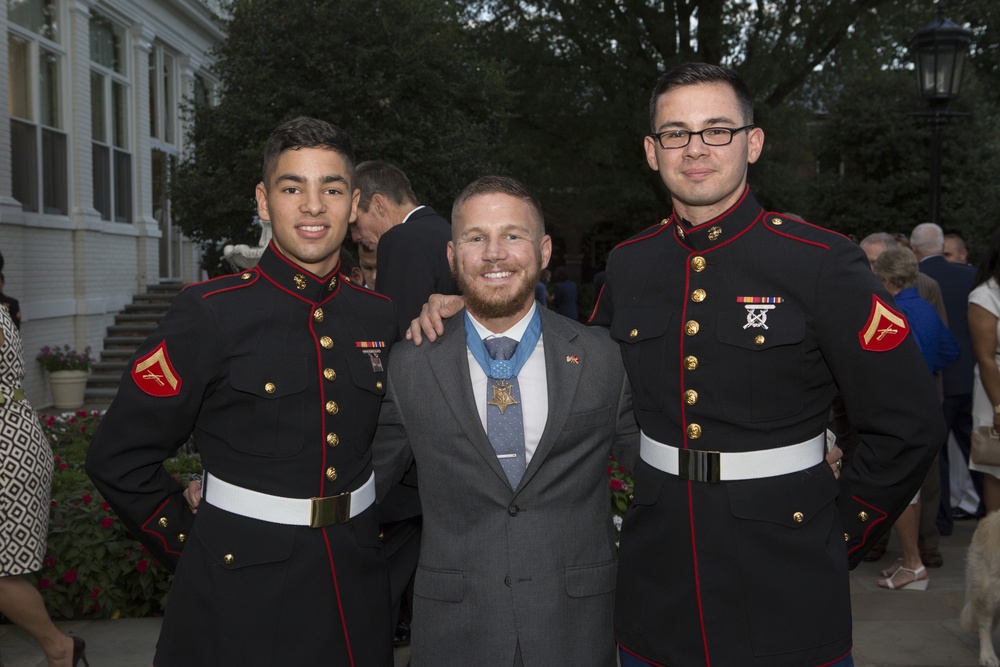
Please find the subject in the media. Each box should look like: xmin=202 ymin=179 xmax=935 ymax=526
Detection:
xmin=37 ymin=345 xmax=94 ymax=409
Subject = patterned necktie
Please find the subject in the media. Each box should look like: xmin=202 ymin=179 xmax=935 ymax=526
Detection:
xmin=484 ymin=336 xmax=526 ymax=489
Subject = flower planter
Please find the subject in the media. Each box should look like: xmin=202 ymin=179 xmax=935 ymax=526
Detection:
xmin=48 ymin=370 xmax=89 ymax=409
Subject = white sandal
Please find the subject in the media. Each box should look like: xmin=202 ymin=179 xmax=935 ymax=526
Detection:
xmin=878 ymin=564 xmax=929 ymax=591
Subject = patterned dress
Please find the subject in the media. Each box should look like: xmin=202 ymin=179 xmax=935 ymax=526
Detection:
xmin=0 ymin=306 xmax=53 ymax=576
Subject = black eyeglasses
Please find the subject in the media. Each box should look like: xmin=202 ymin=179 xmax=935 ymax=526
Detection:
xmin=649 ymin=124 xmax=754 ymax=149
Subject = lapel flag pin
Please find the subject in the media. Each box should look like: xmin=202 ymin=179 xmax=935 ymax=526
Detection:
xmin=566 ymin=355 xmax=580 ymax=364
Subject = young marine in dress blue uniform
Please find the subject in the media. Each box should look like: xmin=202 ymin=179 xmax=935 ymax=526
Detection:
xmin=87 ymin=118 xmax=397 ymax=667
xmin=591 ymin=64 xmax=945 ymax=667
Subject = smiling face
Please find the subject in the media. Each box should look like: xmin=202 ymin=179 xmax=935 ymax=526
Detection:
xmin=644 ymin=82 xmax=764 ymax=226
xmin=448 ymin=192 xmax=552 ymax=332
xmin=255 ymin=146 xmax=359 ymax=277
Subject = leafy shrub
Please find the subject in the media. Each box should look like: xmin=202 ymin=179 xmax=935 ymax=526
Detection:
xmin=23 ymin=410 xmax=201 ymax=619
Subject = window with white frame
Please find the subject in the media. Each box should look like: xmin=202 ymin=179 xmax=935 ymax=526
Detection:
xmin=89 ymin=11 xmax=131 ymax=223
xmin=148 ymin=44 xmax=177 ymax=146
xmin=8 ymin=0 xmax=67 ymax=215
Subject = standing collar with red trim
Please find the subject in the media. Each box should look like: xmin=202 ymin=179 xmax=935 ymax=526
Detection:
xmin=255 ymin=243 xmax=342 ymax=303
xmin=672 ymin=186 xmax=763 ymax=253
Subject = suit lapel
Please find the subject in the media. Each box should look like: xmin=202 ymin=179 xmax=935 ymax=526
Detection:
xmin=427 ymin=312 xmax=511 ymax=486
xmin=517 ymin=310 xmax=583 ymax=492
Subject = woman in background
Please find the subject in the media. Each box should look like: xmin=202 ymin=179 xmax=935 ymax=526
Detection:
xmin=0 ymin=306 xmax=86 ymax=666
xmin=968 ymin=227 xmax=1000 ymax=515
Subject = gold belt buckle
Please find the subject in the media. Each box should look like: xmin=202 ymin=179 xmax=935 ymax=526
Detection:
xmin=678 ymin=449 xmax=721 ymax=483
xmin=309 ymin=491 xmax=352 ymax=528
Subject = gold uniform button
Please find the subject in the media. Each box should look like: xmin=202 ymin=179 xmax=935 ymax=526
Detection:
xmin=158 ymin=517 xmax=168 ymax=528
xmin=241 ymin=272 xmax=252 ymax=280
xmin=793 ymin=512 xmax=805 ymax=524
xmin=320 ymin=336 xmax=333 ymax=349
xmin=314 ymin=308 xmax=324 ymax=322
xmin=691 ymin=256 xmax=706 ymax=272
xmin=684 ymin=355 xmax=698 ymax=371
xmin=685 ymin=320 xmax=700 ymax=336
xmin=629 ymin=328 xmax=638 ymax=339
xmin=326 ymin=432 xmax=339 ymax=447
xmin=326 ymin=467 xmax=338 ymax=481
xmin=376 ymin=380 xmax=384 ymax=391
xmin=265 ymin=382 xmax=276 ymax=394
xmin=676 ymin=226 xmax=686 ymax=239
xmin=177 ymin=533 xmax=186 ymax=543
xmin=684 ymin=389 xmax=698 ymax=405
xmin=771 ymin=217 xmax=783 ymax=226
xmin=687 ymin=423 xmax=702 ymax=439
xmin=707 ymin=226 xmax=722 ymax=241
xmin=328 ymin=276 xmax=338 ymax=290
xmin=754 ymin=335 xmax=765 ymax=346
xmin=326 ymin=401 xmax=339 ymax=415
xmin=223 ymin=554 xmax=234 ymax=565
xmin=858 ymin=511 xmax=869 ymax=523
xmin=293 ymin=274 xmax=307 ymax=290
xmin=844 ymin=532 xmax=851 ymax=542
xmin=323 ymin=368 xmax=337 ymax=381
xmin=691 ymin=289 xmax=706 ymax=303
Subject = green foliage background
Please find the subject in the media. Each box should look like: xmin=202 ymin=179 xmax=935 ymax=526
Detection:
xmin=174 ymin=0 xmax=1000 ymax=279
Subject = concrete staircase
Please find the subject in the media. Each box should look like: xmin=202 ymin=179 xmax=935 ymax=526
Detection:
xmin=85 ymin=282 xmax=185 ymax=406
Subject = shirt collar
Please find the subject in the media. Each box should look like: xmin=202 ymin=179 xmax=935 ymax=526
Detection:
xmin=400 ymin=205 xmax=425 ymax=225
xmin=467 ymin=302 xmax=538 ymax=342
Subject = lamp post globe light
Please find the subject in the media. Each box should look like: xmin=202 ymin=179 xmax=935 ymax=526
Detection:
xmin=909 ymin=1 xmax=972 ymax=225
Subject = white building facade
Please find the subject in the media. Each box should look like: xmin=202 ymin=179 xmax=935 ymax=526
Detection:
xmin=0 ymin=0 xmax=223 ymax=406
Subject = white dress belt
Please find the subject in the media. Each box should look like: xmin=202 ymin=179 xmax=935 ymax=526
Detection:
xmin=640 ymin=431 xmax=826 ymax=483
xmin=203 ymin=471 xmax=376 ymax=528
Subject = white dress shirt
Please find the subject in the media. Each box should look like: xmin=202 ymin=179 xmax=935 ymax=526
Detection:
xmin=465 ymin=303 xmax=548 ymax=465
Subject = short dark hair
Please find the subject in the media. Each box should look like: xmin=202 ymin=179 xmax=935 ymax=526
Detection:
xmin=261 ymin=116 xmax=356 ymax=186
xmin=648 ymin=62 xmax=755 ymax=130
xmin=451 ymin=176 xmax=545 ymax=237
xmin=355 ymin=161 xmax=418 ymax=212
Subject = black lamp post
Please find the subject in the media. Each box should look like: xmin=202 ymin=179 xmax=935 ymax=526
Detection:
xmin=909 ymin=2 xmax=972 ymax=225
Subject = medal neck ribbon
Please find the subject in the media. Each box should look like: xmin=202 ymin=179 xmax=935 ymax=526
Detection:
xmin=464 ymin=308 xmax=542 ymax=380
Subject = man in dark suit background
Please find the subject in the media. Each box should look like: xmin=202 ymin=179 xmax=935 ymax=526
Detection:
xmin=349 ymin=161 xmax=460 ymax=335
xmin=912 ymin=222 xmax=983 ymax=534
xmin=349 ymin=160 xmax=461 ymax=649
xmin=375 ymin=175 xmax=638 ymax=666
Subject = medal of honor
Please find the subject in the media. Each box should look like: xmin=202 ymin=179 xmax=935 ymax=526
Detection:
xmin=487 ymin=380 xmax=519 ymax=414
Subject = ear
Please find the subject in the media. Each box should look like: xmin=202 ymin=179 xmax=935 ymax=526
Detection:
xmin=447 ymin=240 xmax=456 ymax=267
xmin=372 ymin=192 xmax=387 ymax=215
xmin=643 ymin=135 xmax=660 ymax=171
xmin=255 ymin=181 xmax=270 ymax=221
xmin=350 ymin=187 xmax=360 ymax=220
xmin=747 ymin=126 xmax=765 ymax=165
xmin=539 ymin=235 xmax=553 ymax=270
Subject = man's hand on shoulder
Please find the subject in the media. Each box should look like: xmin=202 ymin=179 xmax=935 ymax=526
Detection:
xmin=406 ymin=294 xmax=465 ymax=345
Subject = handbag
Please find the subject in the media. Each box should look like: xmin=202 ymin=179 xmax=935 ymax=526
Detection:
xmin=971 ymin=425 xmax=1000 ymax=467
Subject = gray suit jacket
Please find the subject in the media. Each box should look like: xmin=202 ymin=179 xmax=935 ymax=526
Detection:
xmin=374 ymin=308 xmax=638 ymax=667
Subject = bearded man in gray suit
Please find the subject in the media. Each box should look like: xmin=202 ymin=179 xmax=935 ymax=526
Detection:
xmin=373 ymin=175 xmax=638 ymax=667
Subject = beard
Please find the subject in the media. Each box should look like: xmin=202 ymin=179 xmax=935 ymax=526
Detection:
xmin=454 ymin=262 xmax=540 ymax=321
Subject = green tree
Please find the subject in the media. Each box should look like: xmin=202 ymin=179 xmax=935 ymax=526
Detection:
xmin=173 ymin=0 xmax=513 ymax=274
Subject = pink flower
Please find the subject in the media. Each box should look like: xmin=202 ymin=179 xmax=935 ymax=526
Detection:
xmin=76 ymin=410 xmax=87 ymax=417
xmin=101 ymin=501 xmax=111 ymax=511
xmin=610 ymin=479 xmax=626 ymax=491
xmin=136 ymin=560 xmax=149 ymax=573
xmin=63 ymin=570 xmax=77 ymax=584
xmin=59 ymin=462 xmax=67 ymax=469
xmin=50 ymin=499 xmax=58 ymax=507
xmin=81 ymin=493 xmax=92 ymax=505
xmin=54 ymin=455 xmax=61 ymax=462
xmin=38 ymin=578 xmax=51 ymax=589
xmin=101 ymin=517 xmax=114 ymax=529
xmin=90 ymin=587 xmax=101 ymax=598
xmin=44 ymin=555 xmax=55 ymax=568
